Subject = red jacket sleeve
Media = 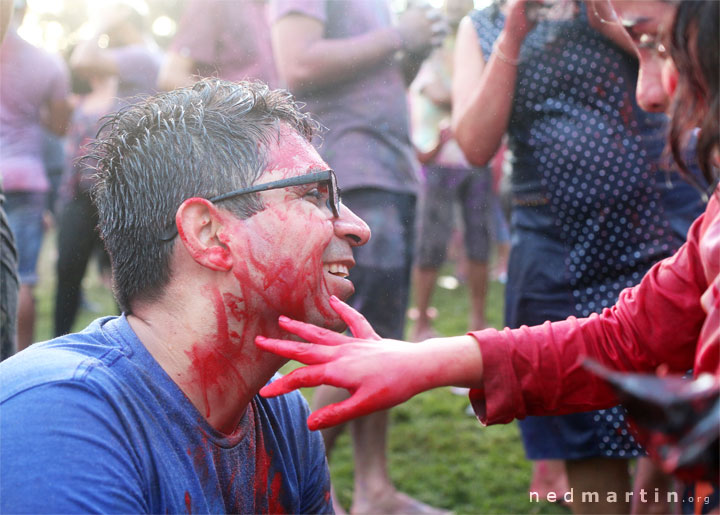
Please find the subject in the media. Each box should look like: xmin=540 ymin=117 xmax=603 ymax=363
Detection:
xmin=469 ymin=211 xmax=709 ymax=425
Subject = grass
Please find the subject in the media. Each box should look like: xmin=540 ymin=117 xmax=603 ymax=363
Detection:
xmin=32 ymin=231 xmax=568 ymax=515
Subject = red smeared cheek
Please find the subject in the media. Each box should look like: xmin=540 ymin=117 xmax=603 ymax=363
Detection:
xmin=226 ymin=204 xmax=335 ymax=322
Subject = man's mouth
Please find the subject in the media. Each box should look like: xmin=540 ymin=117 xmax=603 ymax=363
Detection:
xmin=323 ymin=262 xmax=350 ymax=278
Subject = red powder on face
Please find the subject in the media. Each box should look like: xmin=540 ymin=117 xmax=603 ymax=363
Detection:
xmin=185 ymin=286 xmax=250 ymax=419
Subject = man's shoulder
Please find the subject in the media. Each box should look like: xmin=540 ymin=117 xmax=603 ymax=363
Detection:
xmin=0 ymin=317 xmax=125 ymax=404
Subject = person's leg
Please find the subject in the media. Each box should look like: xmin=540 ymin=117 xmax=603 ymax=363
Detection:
xmin=461 ymin=168 xmax=492 ymax=331
xmin=466 ymin=260 xmax=489 ymax=330
xmin=16 ymin=285 xmax=35 ymax=351
xmin=411 ymin=166 xmax=454 ymax=342
xmin=411 ymin=266 xmax=440 ymax=341
xmin=5 ymin=192 xmax=46 ymax=351
xmin=565 ymin=458 xmax=631 ymax=514
xmin=528 ymin=459 xmax=570 ymax=499
xmin=490 ymin=194 xmax=510 ymax=282
xmin=631 ymin=457 xmax=674 ymax=514
xmin=54 ymin=191 xmax=99 ymax=336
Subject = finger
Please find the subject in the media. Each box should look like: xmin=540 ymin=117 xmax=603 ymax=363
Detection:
xmin=255 ymin=336 xmax=338 ymax=364
xmin=259 ymin=365 xmax=340 ymax=397
xmin=277 ymin=315 xmax=353 ymax=346
xmin=329 ymin=296 xmax=379 ymax=340
xmin=307 ymin=390 xmax=385 ymax=430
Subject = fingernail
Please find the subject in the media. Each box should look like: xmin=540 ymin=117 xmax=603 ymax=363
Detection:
xmin=279 ymin=315 xmax=291 ymax=322
xmin=329 ymin=295 xmax=339 ymax=302
xmin=256 ymin=335 xmax=266 ymax=342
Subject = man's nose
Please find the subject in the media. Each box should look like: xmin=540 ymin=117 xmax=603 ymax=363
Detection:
xmin=333 ymin=204 xmax=371 ymax=247
xmin=636 ymin=55 xmax=670 ymax=113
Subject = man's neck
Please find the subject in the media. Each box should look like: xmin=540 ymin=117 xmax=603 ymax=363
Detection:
xmin=127 ymin=285 xmax=285 ymax=435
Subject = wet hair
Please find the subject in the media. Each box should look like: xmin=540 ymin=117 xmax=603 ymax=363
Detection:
xmin=90 ymin=79 xmax=316 ymax=313
xmin=667 ymin=0 xmax=719 ymax=186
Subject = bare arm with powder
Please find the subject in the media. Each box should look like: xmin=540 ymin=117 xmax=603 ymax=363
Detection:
xmin=452 ymin=0 xmax=534 ymax=166
xmin=271 ymin=7 xmax=439 ymax=94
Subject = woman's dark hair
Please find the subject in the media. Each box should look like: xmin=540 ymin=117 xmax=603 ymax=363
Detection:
xmin=668 ymin=0 xmax=719 ymax=186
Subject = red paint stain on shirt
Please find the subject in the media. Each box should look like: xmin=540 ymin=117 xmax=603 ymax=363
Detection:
xmin=185 ymin=491 xmax=192 ymax=514
xmin=253 ymin=430 xmax=286 ymax=514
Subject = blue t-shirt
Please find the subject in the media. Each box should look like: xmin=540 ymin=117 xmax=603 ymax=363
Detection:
xmin=0 ymin=316 xmax=333 ymax=514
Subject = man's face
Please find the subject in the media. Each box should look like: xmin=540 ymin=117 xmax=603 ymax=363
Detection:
xmin=218 ymin=126 xmax=370 ymax=332
xmin=611 ymin=0 xmax=678 ymax=113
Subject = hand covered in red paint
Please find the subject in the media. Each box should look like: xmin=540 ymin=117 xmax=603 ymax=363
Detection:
xmin=256 ymin=296 xmax=484 ymax=430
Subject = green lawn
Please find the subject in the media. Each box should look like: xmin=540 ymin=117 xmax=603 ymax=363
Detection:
xmin=32 ymin=231 xmax=567 ymax=515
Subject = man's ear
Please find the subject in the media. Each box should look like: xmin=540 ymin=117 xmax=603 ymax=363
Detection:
xmin=175 ymin=198 xmax=233 ymax=271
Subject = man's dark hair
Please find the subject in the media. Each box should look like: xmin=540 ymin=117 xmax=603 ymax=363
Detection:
xmin=91 ymin=79 xmax=316 ymax=313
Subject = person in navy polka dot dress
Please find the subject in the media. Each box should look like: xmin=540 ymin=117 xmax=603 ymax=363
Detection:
xmin=452 ymin=0 xmax=705 ymax=511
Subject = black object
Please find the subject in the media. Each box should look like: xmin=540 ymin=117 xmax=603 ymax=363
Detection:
xmin=584 ymin=359 xmax=719 ymax=483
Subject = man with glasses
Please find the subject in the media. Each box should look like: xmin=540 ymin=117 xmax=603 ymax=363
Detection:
xmin=0 ymin=78 xmax=370 ymax=514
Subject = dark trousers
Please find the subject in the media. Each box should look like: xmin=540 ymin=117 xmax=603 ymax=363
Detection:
xmin=54 ymin=190 xmax=108 ymax=336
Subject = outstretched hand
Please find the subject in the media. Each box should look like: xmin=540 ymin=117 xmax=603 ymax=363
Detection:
xmin=256 ymin=296 xmax=463 ymax=430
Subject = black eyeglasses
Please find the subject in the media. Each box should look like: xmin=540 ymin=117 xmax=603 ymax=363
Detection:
xmin=160 ymin=170 xmax=340 ymax=241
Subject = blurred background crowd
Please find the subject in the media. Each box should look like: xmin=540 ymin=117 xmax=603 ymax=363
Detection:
xmin=0 ymin=0 xmax=713 ymax=513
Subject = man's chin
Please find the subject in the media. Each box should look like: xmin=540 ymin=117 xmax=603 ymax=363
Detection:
xmin=324 ymin=276 xmax=355 ymax=303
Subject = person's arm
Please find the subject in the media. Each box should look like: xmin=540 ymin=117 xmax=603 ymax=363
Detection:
xmin=451 ymin=1 xmax=533 ymax=166
xmin=43 ymin=57 xmax=72 ymax=136
xmin=257 ymin=208 xmax=711 ymax=430
xmin=271 ymin=6 xmax=437 ymax=94
xmin=0 ymin=0 xmax=12 ymax=43
xmin=417 ymin=49 xmax=452 ymax=108
xmin=256 ymin=296 xmax=484 ymax=430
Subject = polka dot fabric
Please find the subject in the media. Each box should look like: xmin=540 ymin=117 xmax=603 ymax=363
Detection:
xmin=471 ymin=5 xmax=686 ymax=458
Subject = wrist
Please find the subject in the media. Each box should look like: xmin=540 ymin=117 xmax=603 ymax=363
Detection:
xmin=418 ymin=335 xmax=484 ymax=389
xmin=495 ymin=32 xmax=522 ymax=57
xmin=493 ymin=35 xmax=522 ymax=66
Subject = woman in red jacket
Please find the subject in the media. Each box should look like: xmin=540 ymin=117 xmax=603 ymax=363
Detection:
xmin=257 ymin=0 xmax=718 ymax=508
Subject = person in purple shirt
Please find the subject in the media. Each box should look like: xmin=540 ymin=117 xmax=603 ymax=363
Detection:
xmin=0 ymin=0 xmax=71 ymax=353
xmin=158 ymin=0 xmax=278 ymax=91
xmin=53 ymin=3 xmax=161 ymax=337
xmin=271 ymin=1 xmax=447 ymax=512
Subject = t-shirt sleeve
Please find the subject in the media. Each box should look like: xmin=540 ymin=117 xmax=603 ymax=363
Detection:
xmin=269 ymin=0 xmax=327 ymax=25
xmin=0 ymin=382 xmax=148 ymax=513
xmin=468 ymin=211 xmax=708 ymax=425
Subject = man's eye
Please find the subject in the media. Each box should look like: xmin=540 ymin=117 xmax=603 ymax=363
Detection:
xmin=304 ymin=187 xmax=327 ymax=204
